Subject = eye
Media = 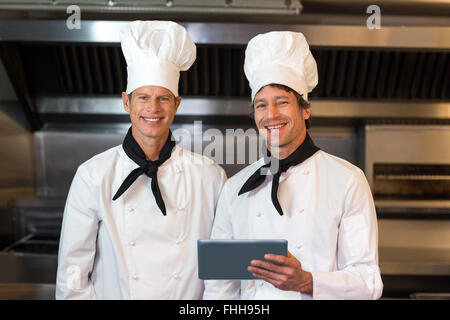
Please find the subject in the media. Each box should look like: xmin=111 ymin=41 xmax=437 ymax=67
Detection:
xmin=160 ymin=96 xmax=171 ymax=101
xmin=278 ymin=100 xmax=288 ymax=105
xmin=139 ymin=96 xmax=147 ymax=101
xmin=255 ymin=103 xmax=266 ymax=109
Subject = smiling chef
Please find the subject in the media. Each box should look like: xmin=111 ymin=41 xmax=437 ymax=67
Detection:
xmin=56 ymin=20 xmax=226 ymax=299
xmin=203 ymin=31 xmax=383 ymax=300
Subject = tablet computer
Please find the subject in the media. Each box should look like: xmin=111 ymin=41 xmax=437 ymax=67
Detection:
xmin=197 ymin=239 xmax=288 ymax=280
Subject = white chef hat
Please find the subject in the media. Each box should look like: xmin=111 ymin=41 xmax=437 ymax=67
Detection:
xmin=120 ymin=20 xmax=196 ymax=97
xmin=244 ymin=31 xmax=318 ymax=102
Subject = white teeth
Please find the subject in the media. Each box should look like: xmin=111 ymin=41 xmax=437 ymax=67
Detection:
xmin=266 ymin=123 xmax=285 ymax=130
xmin=143 ymin=117 xmax=160 ymax=122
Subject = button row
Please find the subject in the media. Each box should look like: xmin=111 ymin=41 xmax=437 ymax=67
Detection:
xmin=127 ymin=240 xmax=183 ymax=246
xmin=131 ymin=273 xmax=182 ymax=281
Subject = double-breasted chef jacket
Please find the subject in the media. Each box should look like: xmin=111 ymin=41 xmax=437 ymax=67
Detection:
xmin=56 ymin=144 xmax=226 ymax=299
xmin=204 ymin=150 xmax=383 ymax=300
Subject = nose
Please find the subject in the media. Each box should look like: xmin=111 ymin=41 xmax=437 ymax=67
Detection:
xmin=144 ymin=97 xmax=161 ymax=113
xmin=267 ymin=101 xmax=280 ymax=119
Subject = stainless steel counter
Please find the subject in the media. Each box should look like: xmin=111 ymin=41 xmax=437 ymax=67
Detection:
xmin=379 ymin=247 xmax=450 ymax=276
xmin=1 ymin=247 xmax=449 ymax=282
xmin=0 ymin=282 xmax=55 ymax=300
xmin=0 ymin=247 xmax=449 ymax=299
xmin=0 ymin=246 xmax=448 ymax=300
xmin=0 ymin=252 xmax=57 ymax=283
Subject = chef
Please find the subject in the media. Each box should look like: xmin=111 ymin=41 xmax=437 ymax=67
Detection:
xmin=203 ymin=31 xmax=383 ymax=300
xmin=56 ymin=20 xmax=226 ymax=299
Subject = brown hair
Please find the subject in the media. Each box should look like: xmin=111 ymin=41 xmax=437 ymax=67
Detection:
xmin=251 ymin=83 xmax=311 ymax=129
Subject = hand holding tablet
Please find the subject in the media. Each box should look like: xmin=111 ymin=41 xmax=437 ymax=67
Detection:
xmin=248 ymin=250 xmax=314 ymax=294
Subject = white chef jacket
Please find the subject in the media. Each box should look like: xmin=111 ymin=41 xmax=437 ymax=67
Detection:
xmin=56 ymin=144 xmax=226 ymax=300
xmin=203 ymin=150 xmax=383 ymax=300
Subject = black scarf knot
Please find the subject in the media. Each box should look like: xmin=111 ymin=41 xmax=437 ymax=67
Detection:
xmin=112 ymin=127 xmax=176 ymax=216
xmin=143 ymin=164 xmax=158 ymax=177
xmin=238 ymin=133 xmax=320 ymax=216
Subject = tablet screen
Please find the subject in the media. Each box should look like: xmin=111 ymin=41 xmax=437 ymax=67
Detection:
xmin=197 ymin=239 xmax=288 ymax=280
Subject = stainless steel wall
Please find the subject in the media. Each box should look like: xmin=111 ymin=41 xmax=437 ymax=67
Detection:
xmin=366 ymin=125 xmax=450 ymax=259
xmin=0 ymin=59 xmax=35 ymax=248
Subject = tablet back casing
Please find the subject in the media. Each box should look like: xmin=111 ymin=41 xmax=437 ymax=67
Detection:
xmin=197 ymin=239 xmax=288 ymax=280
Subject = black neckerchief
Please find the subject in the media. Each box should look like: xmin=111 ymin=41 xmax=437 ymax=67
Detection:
xmin=112 ymin=127 xmax=176 ymax=216
xmin=238 ymin=133 xmax=320 ymax=216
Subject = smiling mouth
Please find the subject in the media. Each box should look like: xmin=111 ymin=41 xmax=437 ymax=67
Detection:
xmin=264 ymin=123 xmax=287 ymax=130
xmin=141 ymin=116 xmax=163 ymax=123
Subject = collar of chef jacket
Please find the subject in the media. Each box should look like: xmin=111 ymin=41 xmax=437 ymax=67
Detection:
xmin=238 ymin=133 xmax=320 ymax=215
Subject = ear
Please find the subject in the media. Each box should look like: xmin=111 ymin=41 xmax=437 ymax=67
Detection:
xmin=302 ymin=107 xmax=311 ymax=120
xmin=122 ymin=92 xmax=130 ymax=113
xmin=174 ymin=96 xmax=182 ymax=112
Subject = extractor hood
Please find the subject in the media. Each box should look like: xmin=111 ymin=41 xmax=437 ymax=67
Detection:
xmin=0 ymin=1 xmax=449 ymax=130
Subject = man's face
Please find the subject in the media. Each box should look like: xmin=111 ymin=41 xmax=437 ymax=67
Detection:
xmin=253 ymin=85 xmax=310 ymax=150
xmin=122 ymin=85 xmax=181 ymax=140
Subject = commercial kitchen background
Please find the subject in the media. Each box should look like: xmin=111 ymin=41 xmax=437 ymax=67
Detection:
xmin=0 ymin=0 xmax=449 ymax=299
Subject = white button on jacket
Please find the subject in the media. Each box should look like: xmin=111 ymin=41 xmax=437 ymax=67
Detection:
xmin=204 ymin=150 xmax=383 ymax=300
xmin=56 ymin=145 xmax=226 ymax=300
